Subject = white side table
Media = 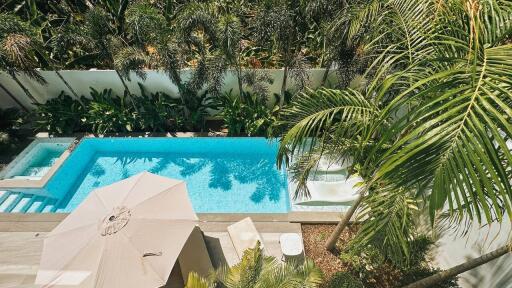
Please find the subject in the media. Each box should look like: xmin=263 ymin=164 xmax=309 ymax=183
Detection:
xmin=279 ymin=233 xmax=304 ymax=262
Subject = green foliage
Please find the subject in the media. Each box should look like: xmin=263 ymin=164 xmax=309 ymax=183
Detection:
xmin=325 ymin=272 xmax=364 ymax=288
xmin=87 ymin=88 xmax=138 ymax=134
xmin=340 ymin=235 xmax=459 ymax=288
xmin=0 ymin=0 xmax=350 ymax=72
xmin=0 ymin=107 xmax=23 ymax=133
xmin=215 ymin=90 xmax=275 ymax=136
xmin=125 ymin=1 xmax=167 ymax=45
xmin=136 ymin=85 xmax=184 ymax=132
xmin=34 ymin=92 xmax=87 ymax=134
xmin=32 ymin=85 xmax=200 ymax=135
xmin=0 ymin=13 xmax=46 ymax=83
xmin=186 ymin=242 xmax=323 ymax=288
xmin=0 ymin=107 xmax=25 ymax=149
xmin=278 ymin=0 xmax=512 ymax=272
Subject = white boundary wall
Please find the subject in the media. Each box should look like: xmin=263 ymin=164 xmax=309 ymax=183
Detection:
xmin=433 ymin=216 xmax=512 ymax=287
xmin=0 ymin=69 xmax=337 ymax=110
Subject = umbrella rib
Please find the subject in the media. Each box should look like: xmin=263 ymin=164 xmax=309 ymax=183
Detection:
xmin=48 ymin=192 xmax=110 ymax=237
xmin=117 ymin=231 xmax=168 ymax=284
xmin=119 ymin=172 xmax=150 ymax=206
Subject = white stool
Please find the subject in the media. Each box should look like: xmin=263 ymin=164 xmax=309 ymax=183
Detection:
xmin=279 ymin=233 xmax=304 ymax=262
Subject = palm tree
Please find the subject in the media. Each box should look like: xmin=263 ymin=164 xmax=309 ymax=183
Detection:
xmin=216 ymin=12 xmax=244 ymax=96
xmin=278 ymin=0 xmax=512 ymax=285
xmin=0 ymin=13 xmax=46 ymax=108
xmin=83 ymin=7 xmax=135 ymax=97
xmin=252 ymin=0 xmax=310 ymax=100
xmin=185 ymin=242 xmax=323 ymax=288
xmin=47 ymin=23 xmax=90 ymax=103
xmin=152 ymin=1 xmax=227 ymax=131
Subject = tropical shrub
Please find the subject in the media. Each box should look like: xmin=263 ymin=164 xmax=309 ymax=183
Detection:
xmin=136 ymin=86 xmax=184 ymax=132
xmin=214 ymin=91 xmax=273 ymax=136
xmin=338 ymin=236 xmax=459 ymax=288
xmin=34 ymin=92 xmax=88 ymax=134
xmin=0 ymin=107 xmax=23 ymax=133
xmin=186 ymin=242 xmax=323 ymax=288
xmin=86 ymin=88 xmax=139 ymax=134
xmin=0 ymin=107 xmax=25 ymax=150
xmin=181 ymin=90 xmax=215 ymax=132
xmin=33 ymin=86 xmax=217 ymax=135
xmin=325 ymin=272 xmax=364 ymax=288
xmin=214 ymin=87 xmax=293 ymax=137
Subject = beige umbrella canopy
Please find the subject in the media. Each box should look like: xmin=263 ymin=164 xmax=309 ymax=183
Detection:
xmin=36 ymin=172 xmax=199 ymax=288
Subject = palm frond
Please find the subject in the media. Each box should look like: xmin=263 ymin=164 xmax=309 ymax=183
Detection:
xmin=113 ymin=46 xmax=149 ymax=80
xmin=278 ymin=87 xmax=380 ymax=168
xmin=348 ymin=186 xmax=419 ymax=267
xmin=370 ymin=0 xmax=512 ymax=225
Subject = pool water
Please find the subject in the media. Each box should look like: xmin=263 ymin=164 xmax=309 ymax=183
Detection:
xmin=44 ymin=138 xmax=289 ymax=213
xmin=1 ymin=141 xmax=71 ymax=180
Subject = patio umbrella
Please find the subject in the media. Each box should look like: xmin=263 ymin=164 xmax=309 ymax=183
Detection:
xmin=35 ymin=171 xmax=199 ymax=288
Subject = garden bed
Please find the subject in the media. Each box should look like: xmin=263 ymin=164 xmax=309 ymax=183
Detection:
xmin=302 ymin=224 xmax=358 ymax=279
xmin=301 ymin=224 xmax=432 ymax=288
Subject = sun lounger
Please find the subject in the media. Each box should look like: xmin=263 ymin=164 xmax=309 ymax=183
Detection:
xmin=295 ymin=176 xmax=363 ymax=205
xmin=227 ymin=217 xmax=264 ymax=259
xmin=315 ymin=157 xmax=352 ymax=172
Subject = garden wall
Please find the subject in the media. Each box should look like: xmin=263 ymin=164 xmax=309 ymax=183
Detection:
xmin=0 ymin=69 xmax=337 ymax=110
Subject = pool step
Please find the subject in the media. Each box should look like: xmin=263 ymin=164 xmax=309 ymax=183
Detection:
xmin=0 ymin=191 xmax=58 ymax=213
xmin=20 ymin=166 xmax=51 ymax=177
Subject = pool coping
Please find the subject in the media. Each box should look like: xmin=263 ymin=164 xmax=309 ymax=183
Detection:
xmin=0 ymin=137 xmax=75 ymax=189
xmin=0 ymin=211 xmax=346 ymax=232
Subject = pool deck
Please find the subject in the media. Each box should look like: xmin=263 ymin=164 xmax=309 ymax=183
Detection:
xmin=0 ymin=213 xmax=320 ymax=288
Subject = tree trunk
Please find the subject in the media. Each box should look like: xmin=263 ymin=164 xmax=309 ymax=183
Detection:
xmin=0 ymin=82 xmax=29 ymax=112
xmin=321 ymin=63 xmax=332 ymax=87
xmin=11 ymin=74 xmax=40 ymax=104
xmin=115 ymin=70 xmax=133 ymax=97
xmin=403 ymin=244 xmax=511 ymax=288
xmin=114 ymin=70 xmax=139 ymax=112
xmin=237 ymin=67 xmax=244 ymax=98
xmin=280 ymin=65 xmax=288 ymax=106
xmin=55 ymin=70 xmax=82 ymax=104
xmin=325 ymin=193 xmax=363 ymax=251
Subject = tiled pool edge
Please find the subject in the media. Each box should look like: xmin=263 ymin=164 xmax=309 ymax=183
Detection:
xmin=0 ymin=212 xmax=345 ymax=232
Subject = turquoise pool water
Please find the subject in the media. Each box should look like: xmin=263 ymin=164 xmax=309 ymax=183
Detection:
xmin=0 ymin=141 xmax=72 ymax=180
xmin=40 ymin=138 xmax=289 ymax=213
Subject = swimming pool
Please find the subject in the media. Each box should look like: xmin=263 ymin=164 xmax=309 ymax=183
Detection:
xmin=0 ymin=138 xmax=74 ymax=180
xmin=5 ymin=138 xmax=290 ymax=213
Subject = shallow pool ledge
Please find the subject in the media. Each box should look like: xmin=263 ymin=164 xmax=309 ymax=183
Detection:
xmin=0 ymin=147 xmax=72 ymax=190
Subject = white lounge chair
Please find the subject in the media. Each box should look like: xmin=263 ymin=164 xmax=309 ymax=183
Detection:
xmin=227 ymin=217 xmax=264 ymax=259
xmin=295 ymin=176 xmax=363 ymax=205
xmin=315 ymin=157 xmax=352 ymax=172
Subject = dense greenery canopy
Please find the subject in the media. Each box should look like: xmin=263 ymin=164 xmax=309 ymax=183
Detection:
xmin=278 ymin=0 xmax=512 ymax=268
xmin=0 ymin=0 xmax=350 ymax=72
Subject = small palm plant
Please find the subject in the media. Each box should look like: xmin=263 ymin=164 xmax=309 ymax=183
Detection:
xmin=185 ymin=242 xmax=323 ymax=288
xmin=0 ymin=13 xmax=47 ymax=110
